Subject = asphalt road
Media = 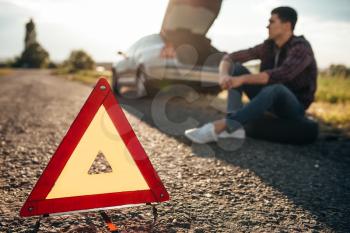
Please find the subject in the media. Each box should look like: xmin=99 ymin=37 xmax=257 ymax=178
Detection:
xmin=0 ymin=70 xmax=349 ymax=232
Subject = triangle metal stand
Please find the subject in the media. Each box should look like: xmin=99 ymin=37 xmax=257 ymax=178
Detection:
xmin=29 ymin=204 xmax=159 ymax=232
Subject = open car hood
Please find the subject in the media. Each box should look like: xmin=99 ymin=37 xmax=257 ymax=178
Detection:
xmin=161 ymin=0 xmax=222 ymax=39
xmin=160 ymin=0 xmax=224 ymax=67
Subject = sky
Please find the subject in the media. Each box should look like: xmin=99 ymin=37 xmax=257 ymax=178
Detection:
xmin=0 ymin=0 xmax=349 ymax=68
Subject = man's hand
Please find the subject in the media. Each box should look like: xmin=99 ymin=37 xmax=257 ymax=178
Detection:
xmin=219 ymin=75 xmax=232 ymax=89
xmin=219 ymin=75 xmax=245 ymax=90
xmin=228 ymin=76 xmax=245 ymax=89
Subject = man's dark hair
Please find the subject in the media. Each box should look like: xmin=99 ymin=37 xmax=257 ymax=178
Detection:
xmin=271 ymin=6 xmax=298 ymax=30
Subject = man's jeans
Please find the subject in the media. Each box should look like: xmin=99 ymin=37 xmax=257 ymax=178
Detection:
xmin=226 ymin=63 xmax=306 ymax=132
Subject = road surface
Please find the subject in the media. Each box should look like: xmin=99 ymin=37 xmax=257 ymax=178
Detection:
xmin=0 ymin=70 xmax=349 ymax=232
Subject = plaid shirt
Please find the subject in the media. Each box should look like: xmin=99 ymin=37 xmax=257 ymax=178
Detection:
xmin=224 ymin=35 xmax=318 ymax=109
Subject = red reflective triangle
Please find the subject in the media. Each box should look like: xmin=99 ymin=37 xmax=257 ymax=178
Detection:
xmin=20 ymin=78 xmax=169 ymax=217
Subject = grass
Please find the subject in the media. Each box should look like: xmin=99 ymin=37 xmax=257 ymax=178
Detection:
xmin=307 ymin=102 xmax=350 ymax=127
xmin=315 ymin=74 xmax=350 ymax=103
xmin=52 ymin=68 xmax=111 ymax=85
xmin=0 ymin=68 xmax=14 ymax=77
xmin=308 ymin=75 xmax=350 ymax=133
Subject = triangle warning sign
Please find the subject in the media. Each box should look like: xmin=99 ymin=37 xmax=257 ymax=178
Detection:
xmin=20 ymin=78 xmax=169 ymax=217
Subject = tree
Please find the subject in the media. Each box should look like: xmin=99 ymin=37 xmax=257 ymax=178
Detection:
xmin=15 ymin=19 xmax=50 ymax=68
xmin=19 ymin=42 xmax=50 ymax=68
xmin=63 ymin=50 xmax=95 ymax=72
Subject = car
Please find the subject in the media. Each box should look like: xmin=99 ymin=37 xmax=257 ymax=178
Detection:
xmin=112 ymin=0 xmax=225 ymax=98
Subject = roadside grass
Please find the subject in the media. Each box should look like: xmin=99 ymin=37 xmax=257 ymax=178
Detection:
xmin=308 ymin=75 xmax=350 ymax=134
xmin=315 ymin=74 xmax=350 ymax=103
xmin=54 ymin=69 xmax=350 ymax=134
xmin=52 ymin=68 xmax=111 ymax=85
xmin=307 ymin=102 xmax=350 ymax=130
xmin=0 ymin=68 xmax=14 ymax=77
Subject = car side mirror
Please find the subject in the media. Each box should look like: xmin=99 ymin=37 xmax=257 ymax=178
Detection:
xmin=117 ymin=51 xmax=129 ymax=59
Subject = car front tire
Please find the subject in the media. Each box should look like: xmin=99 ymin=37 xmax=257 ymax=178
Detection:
xmin=111 ymin=67 xmax=121 ymax=95
xmin=136 ymin=67 xmax=159 ymax=97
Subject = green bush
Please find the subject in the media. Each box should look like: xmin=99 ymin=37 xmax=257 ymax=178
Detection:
xmin=62 ymin=50 xmax=95 ymax=72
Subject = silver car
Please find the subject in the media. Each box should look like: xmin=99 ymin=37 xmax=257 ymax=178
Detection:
xmin=112 ymin=0 xmax=225 ymax=97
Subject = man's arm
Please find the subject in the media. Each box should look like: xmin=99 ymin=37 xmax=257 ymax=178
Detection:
xmin=222 ymin=43 xmax=313 ymax=89
xmin=222 ymin=43 xmax=264 ymax=65
xmin=222 ymin=72 xmax=270 ymax=89
xmin=219 ymin=44 xmax=264 ymax=89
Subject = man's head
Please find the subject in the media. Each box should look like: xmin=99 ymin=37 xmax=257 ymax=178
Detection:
xmin=267 ymin=6 xmax=297 ymax=40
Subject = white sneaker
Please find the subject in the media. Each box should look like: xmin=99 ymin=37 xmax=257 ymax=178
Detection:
xmin=218 ymin=128 xmax=245 ymax=139
xmin=184 ymin=123 xmax=218 ymax=144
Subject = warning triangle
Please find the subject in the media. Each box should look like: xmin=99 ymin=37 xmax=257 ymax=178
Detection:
xmin=20 ymin=78 xmax=169 ymax=217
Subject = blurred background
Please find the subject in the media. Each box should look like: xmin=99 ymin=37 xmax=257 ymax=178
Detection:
xmin=0 ymin=0 xmax=349 ymax=134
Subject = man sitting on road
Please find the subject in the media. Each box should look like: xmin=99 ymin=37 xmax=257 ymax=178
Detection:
xmin=185 ymin=6 xmax=318 ymax=144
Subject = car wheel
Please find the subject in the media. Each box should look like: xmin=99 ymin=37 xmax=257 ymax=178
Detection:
xmin=111 ymin=68 xmax=122 ymax=95
xmin=135 ymin=71 xmax=148 ymax=98
xmin=112 ymin=68 xmax=148 ymax=99
xmin=136 ymin=67 xmax=159 ymax=98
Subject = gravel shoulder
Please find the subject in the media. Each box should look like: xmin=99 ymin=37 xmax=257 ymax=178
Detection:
xmin=0 ymin=70 xmax=349 ymax=232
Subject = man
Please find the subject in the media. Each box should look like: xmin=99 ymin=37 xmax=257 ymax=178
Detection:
xmin=185 ymin=6 xmax=318 ymax=144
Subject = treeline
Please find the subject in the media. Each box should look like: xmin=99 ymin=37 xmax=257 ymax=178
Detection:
xmin=322 ymin=64 xmax=350 ymax=78
xmin=0 ymin=19 xmax=95 ymax=73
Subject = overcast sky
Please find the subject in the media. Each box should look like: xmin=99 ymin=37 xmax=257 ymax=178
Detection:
xmin=0 ymin=0 xmax=349 ymax=68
